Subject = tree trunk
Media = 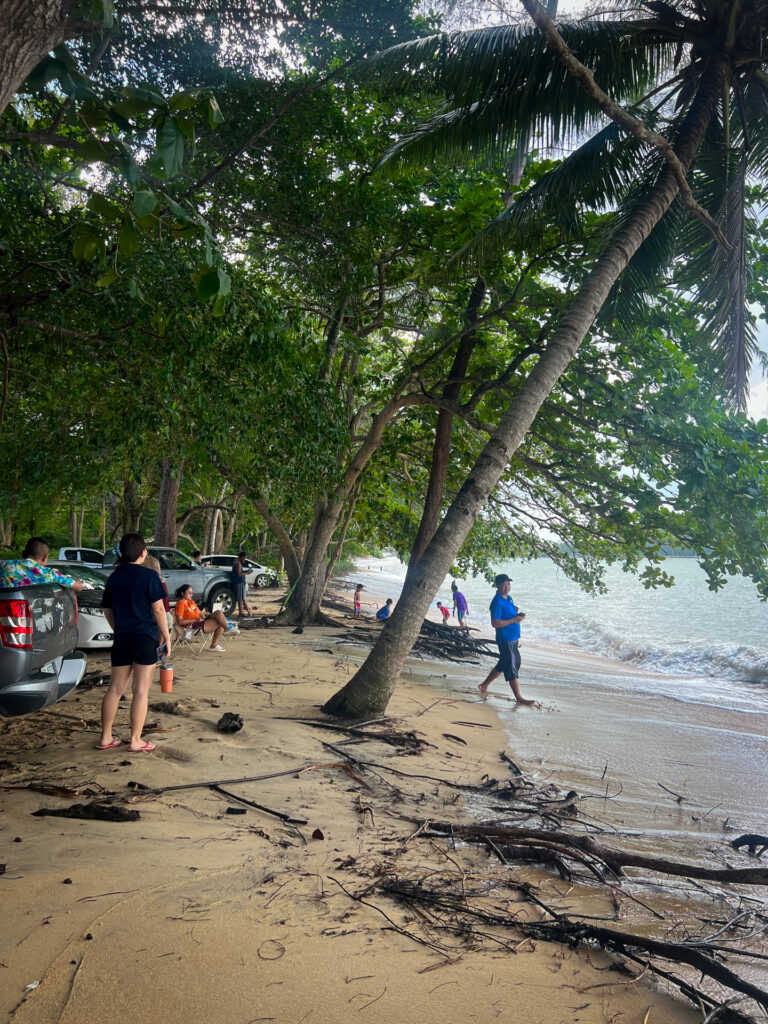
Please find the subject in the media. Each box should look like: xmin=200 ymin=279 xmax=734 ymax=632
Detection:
xmin=0 ymin=515 xmax=15 ymax=549
xmin=278 ymin=504 xmax=343 ymax=623
xmin=223 ymin=493 xmax=240 ymax=550
xmin=154 ymin=458 xmax=182 ymax=547
xmin=69 ymin=501 xmax=77 ymax=546
xmin=121 ymin=480 xmax=141 ymax=534
xmin=406 ymin=276 xmax=486 ymax=578
xmin=252 ymin=497 xmax=302 ymax=583
xmin=0 ymin=1 xmax=83 ymax=118
xmin=323 ymin=55 xmax=729 ymax=718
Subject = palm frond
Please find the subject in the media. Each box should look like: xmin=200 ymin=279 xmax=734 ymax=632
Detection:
xmin=696 ymin=154 xmax=755 ymax=409
xmin=362 ymin=21 xmax=679 ymax=166
xmin=453 ymin=120 xmax=655 ymax=265
xmin=740 ymin=79 xmax=768 ymax=178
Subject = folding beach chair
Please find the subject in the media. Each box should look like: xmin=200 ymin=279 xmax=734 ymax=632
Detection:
xmin=172 ymin=620 xmax=208 ymax=655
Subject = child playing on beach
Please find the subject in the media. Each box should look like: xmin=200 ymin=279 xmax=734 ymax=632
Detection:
xmin=436 ymin=601 xmax=450 ymax=623
xmin=376 ymin=598 xmax=393 ymax=620
xmin=353 ymin=583 xmax=364 ymax=618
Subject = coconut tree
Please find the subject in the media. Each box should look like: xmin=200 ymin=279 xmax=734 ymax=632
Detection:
xmin=323 ymin=0 xmax=768 ymax=716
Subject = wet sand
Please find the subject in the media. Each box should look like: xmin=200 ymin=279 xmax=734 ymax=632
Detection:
xmin=0 ymin=594 xmax=765 ymax=1023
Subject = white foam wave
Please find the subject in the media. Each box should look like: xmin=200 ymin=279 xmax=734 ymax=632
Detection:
xmin=527 ymin=617 xmax=768 ymax=685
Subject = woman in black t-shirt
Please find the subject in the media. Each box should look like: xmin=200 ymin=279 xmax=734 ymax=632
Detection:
xmin=97 ymin=533 xmax=171 ymax=753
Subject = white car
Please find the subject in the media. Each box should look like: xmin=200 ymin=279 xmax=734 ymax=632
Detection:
xmin=49 ymin=561 xmax=114 ymax=649
xmin=58 ymin=546 xmax=104 ymax=569
xmin=202 ymin=554 xmax=277 ymax=588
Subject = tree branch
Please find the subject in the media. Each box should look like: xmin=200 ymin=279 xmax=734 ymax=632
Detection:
xmin=518 ymin=0 xmax=732 ymax=251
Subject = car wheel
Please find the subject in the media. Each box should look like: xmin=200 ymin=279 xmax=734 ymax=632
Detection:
xmin=208 ymin=585 xmax=236 ymax=616
xmin=254 ymin=573 xmax=271 ymax=588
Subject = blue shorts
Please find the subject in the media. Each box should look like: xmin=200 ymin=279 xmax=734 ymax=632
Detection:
xmin=494 ymin=640 xmax=521 ymax=681
xmin=111 ymin=633 xmax=157 ymax=667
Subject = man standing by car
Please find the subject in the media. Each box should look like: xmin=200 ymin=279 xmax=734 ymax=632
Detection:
xmin=477 ymin=574 xmax=537 ymax=706
xmin=232 ymin=552 xmax=252 ymax=617
xmin=1 ymin=537 xmax=84 ymax=592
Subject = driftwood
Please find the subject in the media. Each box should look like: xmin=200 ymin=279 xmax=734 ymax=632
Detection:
xmin=377 ymin=876 xmax=768 ymax=1018
xmin=276 ymin=716 xmax=431 ymax=750
xmin=32 ymin=801 xmax=140 ymax=822
xmin=424 ymin=822 xmax=768 ymax=885
xmin=321 ymin=591 xmax=496 ymax=664
xmin=210 ymin=784 xmax=308 ymax=825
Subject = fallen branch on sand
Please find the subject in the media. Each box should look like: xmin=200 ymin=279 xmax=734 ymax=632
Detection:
xmin=422 ymin=822 xmax=768 ymax=885
xmin=32 ymin=801 xmax=140 ymax=822
xmin=374 ymin=875 xmax=768 ymax=1019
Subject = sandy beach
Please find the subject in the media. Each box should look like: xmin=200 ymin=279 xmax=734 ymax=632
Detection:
xmin=1 ymin=589 xmax=766 ymax=1024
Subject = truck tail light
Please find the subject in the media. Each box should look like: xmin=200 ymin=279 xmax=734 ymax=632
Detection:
xmin=0 ymin=598 xmax=33 ymax=649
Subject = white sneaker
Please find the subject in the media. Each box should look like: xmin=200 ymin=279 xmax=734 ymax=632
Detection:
xmin=207 ymin=645 xmax=226 ymax=653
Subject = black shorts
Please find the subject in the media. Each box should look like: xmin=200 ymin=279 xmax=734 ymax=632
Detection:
xmin=111 ymin=633 xmax=157 ymax=667
xmin=494 ymin=640 xmax=521 ymax=681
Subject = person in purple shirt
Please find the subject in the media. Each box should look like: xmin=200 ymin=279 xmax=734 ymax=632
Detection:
xmin=478 ymin=573 xmax=538 ymax=706
xmin=451 ymin=581 xmax=469 ymax=633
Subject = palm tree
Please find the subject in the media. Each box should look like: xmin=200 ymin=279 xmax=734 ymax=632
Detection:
xmin=323 ymin=0 xmax=767 ymax=716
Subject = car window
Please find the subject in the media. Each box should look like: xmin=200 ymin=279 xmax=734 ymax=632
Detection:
xmin=49 ymin=562 xmax=107 ymax=589
xmin=151 ymin=549 xmax=194 ymax=571
xmin=80 ymin=549 xmax=103 ymax=561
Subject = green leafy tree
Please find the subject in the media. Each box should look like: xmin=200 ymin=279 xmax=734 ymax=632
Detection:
xmin=323 ymin=0 xmax=768 ymax=715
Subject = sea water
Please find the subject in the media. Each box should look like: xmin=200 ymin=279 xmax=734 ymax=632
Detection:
xmin=356 ymin=554 xmax=768 ymax=716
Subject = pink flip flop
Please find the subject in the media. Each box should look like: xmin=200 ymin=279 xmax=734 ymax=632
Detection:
xmin=127 ymin=740 xmax=156 ymax=753
xmin=95 ymin=737 xmax=121 ymax=750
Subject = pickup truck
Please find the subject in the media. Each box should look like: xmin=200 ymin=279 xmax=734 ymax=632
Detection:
xmin=102 ymin=545 xmax=237 ymax=615
xmin=0 ymin=583 xmax=86 ymax=717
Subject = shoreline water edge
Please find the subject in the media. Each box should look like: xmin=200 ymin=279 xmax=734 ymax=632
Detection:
xmin=344 ymin=556 xmax=768 ymax=850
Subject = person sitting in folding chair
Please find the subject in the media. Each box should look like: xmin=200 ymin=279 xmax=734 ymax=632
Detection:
xmin=174 ymin=585 xmax=230 ymax=653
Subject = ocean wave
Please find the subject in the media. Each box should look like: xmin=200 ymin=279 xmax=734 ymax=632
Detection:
xmin=527 ymin=618 xmax=768 ymax=685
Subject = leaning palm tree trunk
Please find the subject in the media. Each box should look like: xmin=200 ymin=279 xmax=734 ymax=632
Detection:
xmin=323 ymin=53 xmax=730 ymax=718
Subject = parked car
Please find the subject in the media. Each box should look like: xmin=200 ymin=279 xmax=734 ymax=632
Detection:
xmin=203 ymin=554 xmax=277 ymax=588
xmin=48 ymin=561 xmax=113 ymax=649
xmin=0 ymin=579 xmax=86 ymax=717
xmin=57 ymin=546 xmax=104 ymax=569
xmin=102 ymin=546 xmax=237 ymax=615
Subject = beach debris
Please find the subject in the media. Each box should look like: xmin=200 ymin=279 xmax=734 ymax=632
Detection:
xmin=658 ymin=781 xmax=686 ymax=804
xmin=275 ymin=716 xmax=430 ymax=751
xmin=24 ymin=981 xmax=40 ymax=992
xmin=311 ymin=828 xmax=325 ymax=840
xmin=420 ymin=822 xmax=768 ymax=885
xmin=257 ymin=940 xmax=286 ymax=960
xmin=209 ymin=783 xmax=308 ymax=825
xmin=499 ymin=751 xmax=524 ymax=776
xmin=216 ymin=712 xmax=244 ymax=733
xmin=149 ymin=698 xmax=200 ymax=715
xmin=1 ymin=783 xmax=81 ymax=798
xmin=225 ymin=806 xmax=246 ymax=815
xmin=730 ymin=833 xmax=768 ymax=857
xmin=292 ymin=626 xmax=304 ymax=634
xmin=32 ymin=802 xmax=140 ymax=823
xmin=371 ymin=875 xmax=768 ymax=1017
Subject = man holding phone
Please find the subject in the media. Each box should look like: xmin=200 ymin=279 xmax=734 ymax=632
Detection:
xmin=478 ymin=574 xmax=538 ymax=706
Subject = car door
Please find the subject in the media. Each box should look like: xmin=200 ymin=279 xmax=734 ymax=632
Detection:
xmin=151 ymin=548 xmax=204 ymax=602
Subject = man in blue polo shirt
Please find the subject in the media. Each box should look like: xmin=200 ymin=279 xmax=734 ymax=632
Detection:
xmin=478 ymin=573 xmax=537 ymax=705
